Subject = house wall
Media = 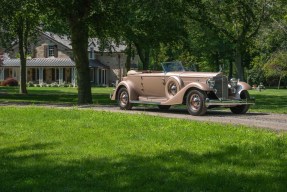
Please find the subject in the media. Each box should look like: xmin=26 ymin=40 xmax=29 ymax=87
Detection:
xmin=9 ymin=34 xmax=72 ymax=59
xmin=96 ymin=53 xmax=140 ymax=84
xmin=6 ymin=32 xmax=140 ymax=86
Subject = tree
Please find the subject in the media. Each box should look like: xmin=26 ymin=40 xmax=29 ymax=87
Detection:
xmin=100 ymin=0 xmax=187 ymax=70
xmin=187 ymin=0 xmax=272 ymax=81
xmin=0 ymin=0 xmax=41 ymax=94
xmin=264 ymin=51 xmax=287 ymax=89
xmin=42 ymin=0 xmax=95 ymax=104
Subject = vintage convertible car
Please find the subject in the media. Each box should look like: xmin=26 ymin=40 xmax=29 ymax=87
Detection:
xmin=111 ymin=61 xmax=255 ymax=116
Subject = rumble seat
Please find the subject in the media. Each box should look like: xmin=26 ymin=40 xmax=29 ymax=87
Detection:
xmin=127 ymin=70 xmax=142 ymax=75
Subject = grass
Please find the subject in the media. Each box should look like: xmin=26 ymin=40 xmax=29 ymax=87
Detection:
xmin=249 ymin=89 xmax=287 ymax=114
xmin=0 ymin=86 xmax=115 ymax=105
xmin=0 ymin=107 xmax=286 ymax=191
xmin=0 ymin=86 xmax=286 ymax=113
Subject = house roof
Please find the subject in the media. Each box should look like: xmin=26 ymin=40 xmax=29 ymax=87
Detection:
xmin=89 ymin=59 xmax=109 ymax=69
xmin=43 ymin=32 xmax=73 ymax=50
xmin=43 ymin=32 xmax=126 ymax=53
xmin=3 ymin=58 xmax=75 ymax=67
xmin=2 ymin=58 xmax=109 ymax=69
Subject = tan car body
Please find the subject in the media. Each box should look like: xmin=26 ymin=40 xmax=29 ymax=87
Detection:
xmin=111 ymin=66 xmax=255 ymax=115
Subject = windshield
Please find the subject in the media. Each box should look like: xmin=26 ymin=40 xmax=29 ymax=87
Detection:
xmin=161 ymin=61 xmax=185 ymax=73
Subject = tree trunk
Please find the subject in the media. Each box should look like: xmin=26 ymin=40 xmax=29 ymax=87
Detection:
xmin=17 ymin=21 xmax=28 ymax=94
xmin=143 ymin=48 xmax=150 ymax=70
xmin=70 ymin=18 xmax=92 ymax=104
xmin=278 ymin=75 xmax=282 ymax=89
xmin=235 ymin=45 xmax=245 ymax=81
xmin=134 ymin=43 xmax=150 ymax=70
xmin=228 ymin=60 xmax=233 ymax=80
xmin=125 ymin=42 xmax=131 ymax=72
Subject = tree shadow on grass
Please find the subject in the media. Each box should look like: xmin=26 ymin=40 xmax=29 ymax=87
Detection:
xmin=132 ymin=106 xmax=269 ymax=116
xmin=0 ymin=93 xmax=114 ymax=105
xmin=1 ymin=141 xmax=286 ymax=191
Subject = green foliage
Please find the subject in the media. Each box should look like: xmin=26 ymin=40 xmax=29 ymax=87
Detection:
xmin=248 ymin=55 xmax=267 ymax=85
xmin=0 ymin=107 xmax=287 ymax=191
xmin=264 ymin=51 xmax=287 ymax=88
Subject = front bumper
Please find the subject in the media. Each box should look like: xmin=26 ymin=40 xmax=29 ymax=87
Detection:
xmin=205 ymin=98 xmax=255 ymax=107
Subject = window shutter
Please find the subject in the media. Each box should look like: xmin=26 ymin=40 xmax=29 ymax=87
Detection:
xmin=32 ymin=48 xmax=37 ymax=58
xmin=54 ymin=45 xmax=58 ymax=58
xmin=44 ymin=45 xmax=48 ymax=58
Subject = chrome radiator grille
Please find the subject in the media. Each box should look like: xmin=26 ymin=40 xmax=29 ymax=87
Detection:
xmin=214 ymin=76 xmax=228 ymax=99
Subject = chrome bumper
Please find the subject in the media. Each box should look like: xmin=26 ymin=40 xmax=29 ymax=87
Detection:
xmin=205 ymin=98 xmax=255 ymax=107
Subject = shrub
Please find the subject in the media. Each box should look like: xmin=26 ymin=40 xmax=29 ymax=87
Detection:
xmin=1 ymin=78 xmax=18 ymax=86
xmin=27 ymin=81 xmax=34 ymax=87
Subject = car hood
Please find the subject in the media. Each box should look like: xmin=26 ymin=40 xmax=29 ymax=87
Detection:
xmin=167 ymin=71 xmax=223 ymax=78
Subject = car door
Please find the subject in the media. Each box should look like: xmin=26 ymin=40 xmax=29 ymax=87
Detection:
xmin=141 ymin=73 xmax=166 ymax=97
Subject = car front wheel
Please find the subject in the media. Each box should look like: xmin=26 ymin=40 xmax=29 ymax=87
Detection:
xmin=230 ymin=90 xmax=250 ymax=114
xmin=117 ymin=87 xmax=132 ymax=110
xmin=186 ymin=89 xmax=207 ymax=116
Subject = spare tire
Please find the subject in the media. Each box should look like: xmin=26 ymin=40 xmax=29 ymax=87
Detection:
xmin=165 ymin=77 xmax=183 ymax=99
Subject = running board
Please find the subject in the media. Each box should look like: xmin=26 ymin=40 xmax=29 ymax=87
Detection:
xmin=130 ymin=100 xmax=161 ymax=105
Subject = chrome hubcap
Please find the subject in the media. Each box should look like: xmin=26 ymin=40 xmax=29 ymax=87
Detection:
xmin=169 ymin=83 xmax=177 ymax=95
xmin=190 ymin=94 xmax=201 ymax=111
xmin=120 ymin=92 xmax=128 ymax=106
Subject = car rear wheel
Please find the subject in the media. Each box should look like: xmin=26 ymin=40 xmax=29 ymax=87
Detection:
xmin=118 ymin=87 xmax=132 ymax=110
xmin=230 ymin=90 xmax=250 ymax=114
xmin=158 ymin=105 xmax=171 ymax=110
xmin=186 ymin=89 xmax=207 ymax=116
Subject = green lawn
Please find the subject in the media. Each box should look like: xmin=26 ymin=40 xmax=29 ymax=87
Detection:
xmin=0 ymin=86 xmax=115 ymax=105
xmin=0 ymin=107 xmax=286 ymax=191
xmin=249 ymin=89 xmax=287 ymax=114
xmin=0 ymin=86 xmax=287 ymax=113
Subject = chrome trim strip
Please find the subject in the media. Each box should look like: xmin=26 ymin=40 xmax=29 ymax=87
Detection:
xmin=205 ymin=98 xmax=255 ymax=107
xmin=130 ymin=100 xmax=161 ymax=105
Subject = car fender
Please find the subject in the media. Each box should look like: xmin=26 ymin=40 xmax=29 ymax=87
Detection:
xmin=111 ymin=80 xmax=138 ymax=101
xmin=234 ymin=82 xmax=252 ymax=99
xmin=162 ymin=82 xmax=211 ymax=105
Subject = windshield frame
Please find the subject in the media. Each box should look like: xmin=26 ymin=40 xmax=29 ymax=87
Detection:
xmin=161 ymin=61 xmax=185 ymax=73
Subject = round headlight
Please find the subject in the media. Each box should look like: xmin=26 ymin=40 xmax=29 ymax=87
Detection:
xmin=207 ymin=78 xmax=215 ymax=88
xmin=230 ymin=78 xmax=238 ymax=87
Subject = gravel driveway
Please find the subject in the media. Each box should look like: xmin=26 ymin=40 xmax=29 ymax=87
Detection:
xmin=1 ymin=103 xmax=287 ymax=131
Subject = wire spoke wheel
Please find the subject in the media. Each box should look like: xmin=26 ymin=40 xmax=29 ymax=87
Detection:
xmin=230 ymin=90 xmax=250 ymax=114
xmin=117 ymin=87 xmax=132 ymax=110
xmin=186 ymin=89 xmax=207 ymax=116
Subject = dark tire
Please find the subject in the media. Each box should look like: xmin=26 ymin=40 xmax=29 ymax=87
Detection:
xmin=186 ymin=89 xmax=207 ymax=116
xmin=230 ymin=90 xmax=250 ymax=114
xmin=158 ymin=105 xmax=171 ymax=110
xmin=117 ymin=87 xmax=132 ymax=110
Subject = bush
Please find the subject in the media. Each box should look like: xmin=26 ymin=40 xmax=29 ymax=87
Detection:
xmin=1 ymin=78 xmax=18 ymax=86
xmin=27 ymin=81 xmax=34 ymax=87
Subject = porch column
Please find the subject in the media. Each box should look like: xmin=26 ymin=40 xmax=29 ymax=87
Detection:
xmin=96 ymin=68 xmax=99 ymax=85
xmin=0 ymin=68 xmax=4 ymax=81
xmin=39 ymin=67 xmax=44 ymax=84
xmin=103 ymin=69 xmax=106 ymax=85
xmin=71 ymin=67 xmax=76 ymax=87
xmin=59 ymin=67 xmax=63 ymax=84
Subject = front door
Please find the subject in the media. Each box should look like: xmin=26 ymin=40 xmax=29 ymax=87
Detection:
xmin=141 ymin=73 xmax=166 ymax=97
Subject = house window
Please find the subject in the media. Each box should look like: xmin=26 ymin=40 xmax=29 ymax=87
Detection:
xmin=32 ymin=68 xmax=39 ymax=81
xmin=90 ymin=68 xmax=94 ymax=82
xmin=48 ymin=45 xmax=55 ymax=57
xmin=52 ymin=68 xmax=59 ymax=81
xmin=98 ymin=69 xmax=107 ymax=85
xmin=89 ymin=47 xmax=94 ymax=59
